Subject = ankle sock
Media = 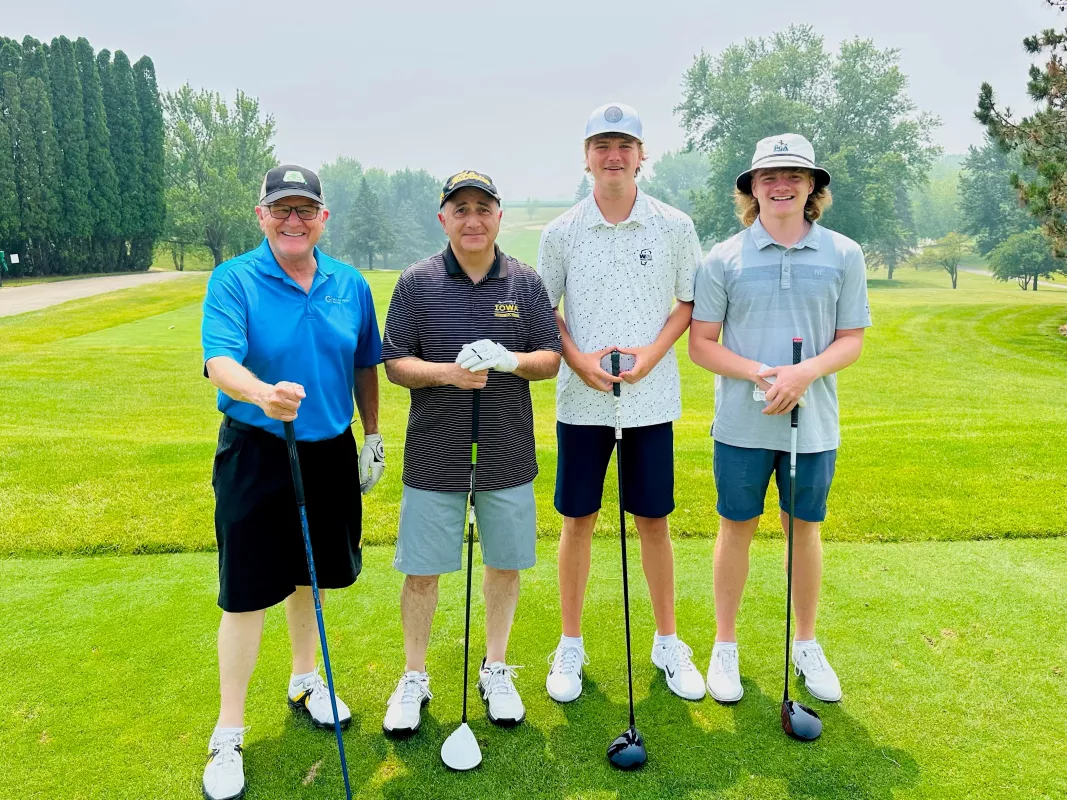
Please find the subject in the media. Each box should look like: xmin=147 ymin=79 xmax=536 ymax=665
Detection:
xmin=560 ymin=635 xmax=584 ymax=649
xmin=655 ymin=632 xmax=679 ymax=647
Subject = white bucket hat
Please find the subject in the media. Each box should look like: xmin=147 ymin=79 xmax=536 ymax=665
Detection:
xmin=735 ymin=133 xmax=831 ymax=193
xmin=584 ymin=102 xmax=643 ymax=142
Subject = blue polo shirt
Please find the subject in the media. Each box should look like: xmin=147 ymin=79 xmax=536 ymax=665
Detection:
xmin=202 ymin=239 xmax=382 ymax=442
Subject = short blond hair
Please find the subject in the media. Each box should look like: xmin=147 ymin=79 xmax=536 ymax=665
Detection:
xmin=584 ymin=133 xmax=648 ymax=176
xmin=734 ymin=185 xmax=832 ymax=227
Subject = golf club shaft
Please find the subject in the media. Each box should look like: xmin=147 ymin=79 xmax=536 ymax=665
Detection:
xmin=782 ymin=338 xmax=803 ymax=705
xmin=460 ymin=389 xmax=480 ymax=723
xmin=283 ymin=421 xmax=352 ymax=800
xmin=611 ymin=352 xmax=636 ymax=729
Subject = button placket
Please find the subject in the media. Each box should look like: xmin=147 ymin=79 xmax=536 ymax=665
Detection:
xmin=780 ymin=249 xmax=792 ymax=290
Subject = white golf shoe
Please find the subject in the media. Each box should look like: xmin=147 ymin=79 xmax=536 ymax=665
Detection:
xmin=202 ymin=728 xmax=247 ymax=800
xmin=706 ymin=642 xmax=743 ymax=703
xmin=479 ymin=661 xmax=526 ymax=726
xmin=546 ymin=640 xmax=588 ymax=703
xmin=651 ymin=638 xmax=706 ymax=700
xmin=792 ymin=640 xmax=843 ymax=702
xmin=382 ymin=671 xmax=432 ymax=736
xmin=288 ymin=672 xmax=352 ymax=730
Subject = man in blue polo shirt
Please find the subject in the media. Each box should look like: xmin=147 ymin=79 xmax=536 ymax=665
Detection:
xmin=689 ymin=134 xmax=871 ymax=707
xmin=199 ymin=164 xmax=383 ymax=800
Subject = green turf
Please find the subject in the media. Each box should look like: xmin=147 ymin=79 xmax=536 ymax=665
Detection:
xmin=0 ymin=257 xmax=1063 ymax=555
xmin=0 ymin=538 xmax=1062 ymax=799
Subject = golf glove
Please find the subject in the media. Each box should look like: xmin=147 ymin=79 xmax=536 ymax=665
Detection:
xmin=359 ymin=434 xmax=385 ymax=494
xmin=753 ymin=364 xmax=807 ymax=408
xmin=456 ymin=339 xmax=519 ymax=374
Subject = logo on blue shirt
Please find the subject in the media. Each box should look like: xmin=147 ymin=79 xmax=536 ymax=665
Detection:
xmin=325 ymin=295 xmax=350 ymax=304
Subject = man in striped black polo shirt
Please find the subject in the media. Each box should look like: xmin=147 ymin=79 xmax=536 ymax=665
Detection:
xmin=380 ymin=170 xmax=562 ymax=735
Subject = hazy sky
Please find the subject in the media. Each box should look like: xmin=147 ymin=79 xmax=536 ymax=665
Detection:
xmin=8 ymin=1 xmax=1059 ymax=199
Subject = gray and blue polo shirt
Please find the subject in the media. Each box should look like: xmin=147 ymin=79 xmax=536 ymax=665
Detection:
xmin=693 ymin=218 xmax=872 ymax=453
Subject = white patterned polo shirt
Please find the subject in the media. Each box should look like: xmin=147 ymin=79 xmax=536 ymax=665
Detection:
xmin=536 ymin=190 xmax=702 ymax=428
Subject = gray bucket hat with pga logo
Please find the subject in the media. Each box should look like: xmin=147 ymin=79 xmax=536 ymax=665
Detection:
xmin=735 ymin=134 xmax=831 ymax=194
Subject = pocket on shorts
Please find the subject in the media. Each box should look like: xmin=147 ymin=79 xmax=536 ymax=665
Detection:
xmin=212 ymin=426 xmax=244 ymax=486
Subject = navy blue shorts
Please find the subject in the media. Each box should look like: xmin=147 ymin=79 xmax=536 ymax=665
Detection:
xmin=713 ymin=440 xmax=837 ymax=523
xmin=554 ymin=421 xmax=674 ymax=519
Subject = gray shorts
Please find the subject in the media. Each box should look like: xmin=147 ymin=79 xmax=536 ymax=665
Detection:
xmin=394 ymin=482 xmax=537 ymax=575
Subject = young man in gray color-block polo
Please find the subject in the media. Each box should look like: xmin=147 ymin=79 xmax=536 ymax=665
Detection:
xmin=689 ymin=134 xmax=872 ymax=705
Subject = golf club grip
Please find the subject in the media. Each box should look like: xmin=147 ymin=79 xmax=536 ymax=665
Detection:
xmin=791 ymin=338 xmax=803 ymax=427
xmin=282 ymin=421 xmax=305 ymax=505
xmin=611 ymin=350 xmax=621 ymax=397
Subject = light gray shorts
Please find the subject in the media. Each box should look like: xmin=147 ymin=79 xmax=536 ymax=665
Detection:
xmin=394 ymin=482 xmax=537 ymax=575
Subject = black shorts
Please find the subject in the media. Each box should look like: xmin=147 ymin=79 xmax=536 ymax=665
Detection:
xmin=213 ymin=418 xmax=362 ymax=613
xmin=553 ymin=421 xmax=675 ymax=519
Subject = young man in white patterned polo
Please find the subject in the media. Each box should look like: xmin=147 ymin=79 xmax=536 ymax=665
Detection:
xmin=537 ymin=103 xmax=706 ymax=703
xmin=689 ymin=134 xmax=871 ymax=704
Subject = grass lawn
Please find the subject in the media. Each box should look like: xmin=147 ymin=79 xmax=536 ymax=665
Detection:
xmin=0 ymin=257 xmax=1063 ymax=555
xmin=1 ymin=538 xmax=1062 ymax=799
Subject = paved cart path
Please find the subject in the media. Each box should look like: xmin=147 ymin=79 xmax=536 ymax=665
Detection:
xmin=0 ymin=271 xmax=199 ymax=317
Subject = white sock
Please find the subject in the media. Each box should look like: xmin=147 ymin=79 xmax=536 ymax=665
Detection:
xmin=289 ymin=669 xmax=316 ymax=691
xmin=560 ymin=635 xmax=584 ymax=649
xmin=212 ymin=726 xmax=244 ymax=742
xmin=713 ymin=641 xmax=738 ymax=651
xmin=655 ymin=632 xmax=679 ymax=647
xmin=793 ymin=639 xmax=816 ymax=647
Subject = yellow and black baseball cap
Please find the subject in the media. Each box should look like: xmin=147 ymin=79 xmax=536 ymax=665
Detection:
xmin=439 ymin=170 xmax=501 ymax=207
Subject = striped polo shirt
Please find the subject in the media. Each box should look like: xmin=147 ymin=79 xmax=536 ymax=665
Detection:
xmin=382 ymin=245 xmax=562 ymax=492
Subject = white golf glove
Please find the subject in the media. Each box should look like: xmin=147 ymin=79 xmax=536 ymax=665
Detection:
xmin=359 ymin=433 xmax=385 ymax=494
xmin=753 ymin=364 xmax=807 ymax=407
xmin=456 ymin=339 xmax=519 ymax=373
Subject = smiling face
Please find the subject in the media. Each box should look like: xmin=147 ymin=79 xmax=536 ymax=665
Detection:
xmin=438 ymin=187 xmax=502 ymax=261
xmin=256 ymin=194 xmax=328 ymax=262
xmin=751 ymin=168 xmax=815 ymax=223
xmin=585 ymin=134 xmax=643 ymax=190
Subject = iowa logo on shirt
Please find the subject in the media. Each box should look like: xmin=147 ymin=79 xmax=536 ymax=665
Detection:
xmin=494 ymin=302 xmax=520 ymax=318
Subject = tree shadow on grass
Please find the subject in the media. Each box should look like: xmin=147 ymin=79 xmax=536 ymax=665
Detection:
xmin=374 ymin=672 xmax=918 ymax=800
xmin=242 ymin=709 xmax=388 ymax=799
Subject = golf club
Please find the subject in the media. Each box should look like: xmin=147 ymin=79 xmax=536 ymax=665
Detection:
xmin=779 ymin=338 xmax=823 ymax=742
xmin=440 ymin=389 xmax=483 ymax=771
xmin=282 ymin=421 xmax=353 ymax=800
xmin=606 ymin=350 xmax=648 ymax=770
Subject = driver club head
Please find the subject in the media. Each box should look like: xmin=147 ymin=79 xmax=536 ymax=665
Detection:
xmin=781 ymin=699 xmax=823 ymax=741
xmin=607 ymin=725 xmax=647 ymax=770
xmin=441 ymin=722 xmax=482 ymax=771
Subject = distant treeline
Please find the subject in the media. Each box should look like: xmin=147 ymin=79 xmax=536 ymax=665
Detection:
xmin=0 ymin=35 xmax=164 ymax=277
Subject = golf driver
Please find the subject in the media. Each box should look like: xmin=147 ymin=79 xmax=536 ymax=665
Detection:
xmin=606 ymin=350 xmax=648 ymax=770
xmin=779 ymin=338 xmax=823 ymax=742
xmin=440 ymin=389 xmax=483 ymax=771
xmin=282 ymin=421 xmax=353 ymax=800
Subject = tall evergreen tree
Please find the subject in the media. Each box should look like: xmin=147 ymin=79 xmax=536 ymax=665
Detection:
xmin=0 ymin=39 xmax=21 ymax=76
xmin=48 ymin=36 xmax=92 ymax=272
xmin=99 ymin=50 xmax=145 ymax=270
xmin=347 ymin=176 xmax=388 ymax=268
xmin=16 ymin=75 xmax=62 ymax=274
xmin=131 ymin=56 xmax=164 ymax=269
xmin=0 ymin=75 xmax=20 ymax=262
xmin=74 ymin=38 xmax=120 ymax=271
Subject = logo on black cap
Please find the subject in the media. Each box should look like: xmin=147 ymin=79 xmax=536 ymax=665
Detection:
xmin=604 ymin=106 xmax=624 ymax=123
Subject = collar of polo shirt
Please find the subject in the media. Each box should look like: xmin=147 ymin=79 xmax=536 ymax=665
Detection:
xmin=443 ymin=243 xmax=509 ymax=279
xmin=585 ymin=189 xmax=652 ymax=230
xmin=750 ymin=217 xmax=823 ymax=252
xmin=251 ymin=238 xmax=338 ymax=279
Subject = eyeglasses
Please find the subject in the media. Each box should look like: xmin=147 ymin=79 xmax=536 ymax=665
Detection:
xmin=266 ymin=204 xmax=321 ymax=221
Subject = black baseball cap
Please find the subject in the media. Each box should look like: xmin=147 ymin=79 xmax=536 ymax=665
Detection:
xmin=260 ymin=164 xmax=324 ymax=205
xmin=439 ymin=170 xmax=501 ymax=207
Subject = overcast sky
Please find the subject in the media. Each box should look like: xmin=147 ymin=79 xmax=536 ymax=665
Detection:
xmin=7 ymin=1 xmax=1059 ymax=199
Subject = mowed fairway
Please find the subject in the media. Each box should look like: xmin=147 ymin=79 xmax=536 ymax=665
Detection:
xmin=0 ymin=219 xmax=1064 ymax=799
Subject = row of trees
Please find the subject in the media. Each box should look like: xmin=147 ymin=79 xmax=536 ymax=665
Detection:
xmin=0 ymin=35 xmax=164 ymax=277
xmin=316 ymin=159 xmax=444 ymax=269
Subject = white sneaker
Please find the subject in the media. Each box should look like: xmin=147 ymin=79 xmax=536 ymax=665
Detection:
xmin=706 ymin=642 xmax=743 ymax=703
xmin=479 ymin=661 xmax=526 ymax=726
xmin=792 ymin=641 xmax=842 ymax=702
xmin=202 ymin=728 xmax=247 ymax=800
xmin=382 ymin=671 xmax=432 ymax=736
xmin=546 ymin=641 xmax=588 ymax=703
xmin=288 ymin=672 xmax=352 ymax=730
xmin=651 ymin=638 xmax=706 ymax=700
